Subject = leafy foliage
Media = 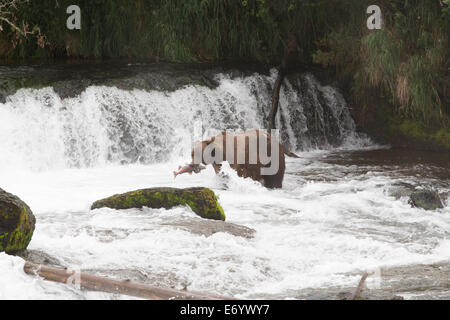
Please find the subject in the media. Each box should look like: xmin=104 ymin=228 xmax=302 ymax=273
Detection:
xmin=313 ymin=0 xmax=449 ymax=127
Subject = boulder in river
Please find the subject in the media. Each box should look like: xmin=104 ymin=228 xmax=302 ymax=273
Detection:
xmin=91 ymin=187 xmax=226 ymax=221
xmin=162 ymin=218 xmax=255 ymax=238
xmin=0 ymin=188 xmax=36 ymax=254
xmin=408 ymin=189 xmax=444 ymax=211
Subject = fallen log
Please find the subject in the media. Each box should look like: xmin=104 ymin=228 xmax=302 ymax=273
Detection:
xmin=24 ymin=261 xmax=236 ymax=300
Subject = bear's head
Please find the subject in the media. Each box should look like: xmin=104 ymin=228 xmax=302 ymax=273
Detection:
xmin=191 ymin=135 xmax=220 ymax=165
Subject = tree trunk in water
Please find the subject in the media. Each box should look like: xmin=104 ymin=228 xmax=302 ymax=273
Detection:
xmin=268 ymin=35 xmax=300 ymax=158
xmin=268 ymin=68 xmax=285 ymax=131
xmin=23 ymin=261 xmax=236 ymax=300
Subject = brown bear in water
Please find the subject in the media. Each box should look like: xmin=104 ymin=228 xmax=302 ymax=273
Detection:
xmin=190 ymin=129 xmax=285 ymax=188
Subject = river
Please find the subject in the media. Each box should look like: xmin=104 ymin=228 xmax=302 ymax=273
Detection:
xmin=0 ymin=63 xmax=448 ymax=299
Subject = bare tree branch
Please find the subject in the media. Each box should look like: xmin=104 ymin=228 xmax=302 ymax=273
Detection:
xmin=349 ymin=272 xmax=369 ymax=300
xmin=0 ymin=0 xmax=46 ymax=47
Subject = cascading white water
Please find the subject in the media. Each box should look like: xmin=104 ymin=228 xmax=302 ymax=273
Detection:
xmin=0 ymin=71 xmax=363 ymax=171
xmin=277 ymin=73 xmax=359 ymax=150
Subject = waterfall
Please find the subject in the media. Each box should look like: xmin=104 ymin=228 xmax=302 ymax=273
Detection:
xmin=0 ymin=70 xmax=364 ymax=171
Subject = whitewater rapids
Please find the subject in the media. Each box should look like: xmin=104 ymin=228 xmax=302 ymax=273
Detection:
xmin=0 ymin=69 xmax=448 ymax=299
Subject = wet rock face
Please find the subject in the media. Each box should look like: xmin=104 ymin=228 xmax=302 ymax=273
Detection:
xmin=408 ymin=190 xmax=444 ymax=211
xmin=91 ymin=187 xmax=226 ymax=221
xmin=0 ymin=63 xmax=223 ymax=102
xmin=0 ymin=188 xmax=36 ymax=254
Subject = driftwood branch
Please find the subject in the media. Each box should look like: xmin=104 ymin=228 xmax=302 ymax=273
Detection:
xmin=24 ymin=261 xmax=236 ymax=300
xmin=349 ymin=272 xmax=369 ymax=300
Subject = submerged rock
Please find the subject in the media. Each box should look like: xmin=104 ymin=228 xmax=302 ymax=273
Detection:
xmin=162 ymin=218 xmax=255 ymax=238
xmin=16 ymin=249 xmax=62 ymax=267
xmin=408 ymin=190 xmax=444 ymax=211
xmin=386 ymin=182 xmax=416 ymax=199
xmin=0 ymin=188 xmax=36 ymax=253
xmin=91 ymin=187 xmax=226 ymax=221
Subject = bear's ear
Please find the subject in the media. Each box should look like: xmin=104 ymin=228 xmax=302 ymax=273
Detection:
xmin=204 ymin=136 xmax=215 ymax=145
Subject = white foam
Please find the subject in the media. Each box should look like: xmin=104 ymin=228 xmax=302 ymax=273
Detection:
xmin=0 ymin=157 xmax=448 ymax=299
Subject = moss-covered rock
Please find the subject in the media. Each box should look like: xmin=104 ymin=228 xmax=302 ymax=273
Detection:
xmin=91 ymin=187 xmax=226 ymax=221
xmin=0 ymin=188 xmax=36 ymax=254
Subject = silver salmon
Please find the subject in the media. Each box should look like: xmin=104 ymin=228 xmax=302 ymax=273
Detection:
xmin=173 ymin=163 xmax=205 ymax=178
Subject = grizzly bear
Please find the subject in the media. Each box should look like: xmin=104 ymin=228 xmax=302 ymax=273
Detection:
xmin=191 ymin=129 xmax=285 ymax=188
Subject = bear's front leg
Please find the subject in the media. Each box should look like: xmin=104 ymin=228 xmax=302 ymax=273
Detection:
xmin=212 ymin=163 xmax=222 ymax=174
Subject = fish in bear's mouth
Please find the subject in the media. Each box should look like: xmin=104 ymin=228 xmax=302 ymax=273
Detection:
xmin=173 ymin=163 xmax=205 ymax=178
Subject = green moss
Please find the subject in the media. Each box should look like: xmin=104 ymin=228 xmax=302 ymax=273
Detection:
xmin=361 ymin=101 xmax=449 ymax=152
xmin=0 ymin=229 xmax=34 ymax=253
xmin=0 ymin=195 xmax=35 ymax=254
xmin=388 ymin=119 xmax=450 ymax=151
xmin=91 ymin=187 xmax=226 ymax=221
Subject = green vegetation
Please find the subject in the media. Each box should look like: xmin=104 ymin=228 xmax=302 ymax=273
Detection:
xmin=91 ymin=187 xmax=226 ymax=221
xmin=0 ymin=0 xmax=322 ymax=63
xmin=1 ymin=0 xmax=448 ymax=146
xmin=312 ymin=0 xmax=448 ymax=132
xmin=387 ymin=119 xmax=450 ymax=151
